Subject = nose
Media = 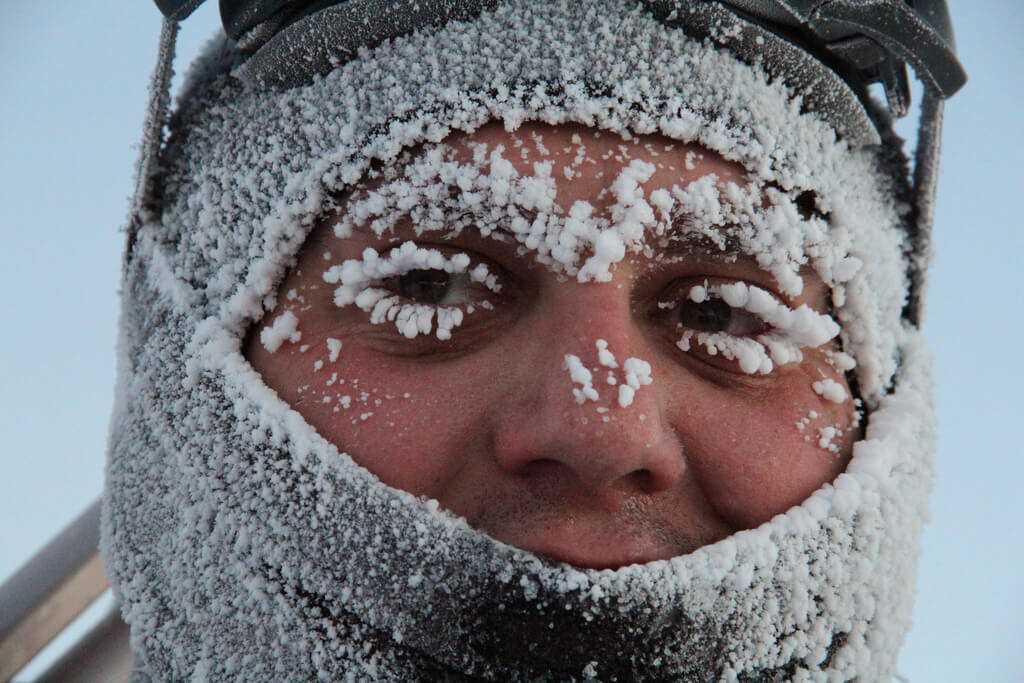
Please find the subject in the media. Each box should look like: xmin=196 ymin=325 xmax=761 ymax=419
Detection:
xmin=491 ymin=285 xmax=685 ymax=508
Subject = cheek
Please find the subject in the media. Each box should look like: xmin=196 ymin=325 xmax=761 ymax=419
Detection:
xmin=248 ymin=329 xmax=496 ymax=499
xmin=674 ymin=372 xmax=854 ymax=530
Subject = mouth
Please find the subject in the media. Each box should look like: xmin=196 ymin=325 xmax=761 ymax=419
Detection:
xmin=528 ymin=544 xmax=671 ymax=570
xmin=460 ymin=481 xmax=734 ymax=570
xmin=490 ymin=518 xmax=698 ymax=570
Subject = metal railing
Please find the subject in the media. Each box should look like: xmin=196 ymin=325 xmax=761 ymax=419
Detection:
xmin=0 ymin=499 xmax=110 ymax=682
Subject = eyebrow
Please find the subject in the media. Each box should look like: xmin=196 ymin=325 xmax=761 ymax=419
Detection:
xmin=658 ymin=213 xmax=744 ymax=258
xmin=326 ymin=182 xmax=753 ymax=260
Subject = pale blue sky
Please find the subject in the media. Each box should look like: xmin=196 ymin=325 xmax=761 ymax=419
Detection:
xmin=1 ymin=2 xmax=1021 ymax=680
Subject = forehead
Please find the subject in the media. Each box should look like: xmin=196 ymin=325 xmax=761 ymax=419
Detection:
xmin=441 ymin=121 xmax=751 ymax=212
xmin=324 ymin=119 xmax=833 ymax=301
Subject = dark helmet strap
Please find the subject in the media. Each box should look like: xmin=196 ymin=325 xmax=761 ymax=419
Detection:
xmin=905 ymin=89 xmax=945 ymax=326
xmin=153 ymin=0 xmax=208 ymax=21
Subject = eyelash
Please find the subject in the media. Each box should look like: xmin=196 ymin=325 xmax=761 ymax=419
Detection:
xmin=325 ymin=242 xmax=841 ymax=377
xmin=323 ymin=241 xmax=501 ymax=340
xmin=661 ymin=281 xmax=840 ymax=375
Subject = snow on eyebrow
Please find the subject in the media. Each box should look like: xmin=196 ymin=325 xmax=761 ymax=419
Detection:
xmin=330 ymin=141 xmax=856 ymax=304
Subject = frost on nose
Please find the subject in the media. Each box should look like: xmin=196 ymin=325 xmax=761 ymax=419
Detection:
xmin=564 ymin=339 xmax=653 ymax=412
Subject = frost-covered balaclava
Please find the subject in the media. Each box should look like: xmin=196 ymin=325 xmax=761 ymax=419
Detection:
xmin=103 ymin=1 xmax=937 ymax=679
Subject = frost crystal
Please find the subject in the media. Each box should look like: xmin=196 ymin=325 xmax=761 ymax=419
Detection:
xmin=813 ymin=378 xmax=848 ymax=403
xmin=618 ymin=357 xmax=653 ymax=408
xmin=258 ymin=311 xmax=300 ymax=353
xmin=326 ymin=337 xmax=343 ymax=362
xmin=674 ymin=283 xmax=841 ymax=375
xmin=595 ymin=339 xmax=619 ymax=369
xmin=565 ymin=354 xmax=599 ymax=404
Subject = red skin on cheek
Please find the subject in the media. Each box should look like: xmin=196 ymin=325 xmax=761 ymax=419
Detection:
xmin=672 ymin=375 xmax=852 ymax=530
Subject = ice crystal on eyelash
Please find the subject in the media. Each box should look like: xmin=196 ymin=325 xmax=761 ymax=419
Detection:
xmin=688 ymin=283 xmax=840 ymax=348
xmin=323 ymin=241 xmax=498 ymax=340
xmin=674 ymin=282 xmax=838 ymax=375
xmin=690 ymin=331 xmax=775 ymax=375
xmin=826 ymin=349 xmax=858 ymax=372
xmin=758 ymin=333 xmax=804 ymax=367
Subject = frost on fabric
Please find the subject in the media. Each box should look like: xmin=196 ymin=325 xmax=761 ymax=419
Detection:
xmin=103 ymin=0 xmax=929 ymax=680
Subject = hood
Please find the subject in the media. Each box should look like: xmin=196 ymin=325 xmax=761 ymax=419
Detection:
xmin=103 ymin=1 xmax=934 ymax=679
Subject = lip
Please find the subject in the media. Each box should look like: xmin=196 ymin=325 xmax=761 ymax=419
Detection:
xmin=495 ymin=521 xmax=683 ymax=570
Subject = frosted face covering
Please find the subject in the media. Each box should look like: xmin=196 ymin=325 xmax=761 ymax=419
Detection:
xmin=103 ymin=1 xmax=934 ymax=679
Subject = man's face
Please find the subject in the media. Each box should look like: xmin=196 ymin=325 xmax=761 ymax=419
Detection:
xmin=245 ymin=122 xmax=857 ymax=569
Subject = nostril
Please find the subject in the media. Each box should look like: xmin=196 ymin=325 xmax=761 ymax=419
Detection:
xmin=626 ymin=450 xmax=685 ymax=494
xmin=627 ymin=468 xmax=661 ymax=494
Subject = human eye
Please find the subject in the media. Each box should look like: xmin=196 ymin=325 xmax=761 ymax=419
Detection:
xmin=323 ymin=240 xmax=505 ymax=343
xmin=385 ymin=267 xmax=476 ymax=307
xmin=673 ymin=286 xmax=765 ymax=337
xmin=653 ymin=279 xmax=840 ymax=376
